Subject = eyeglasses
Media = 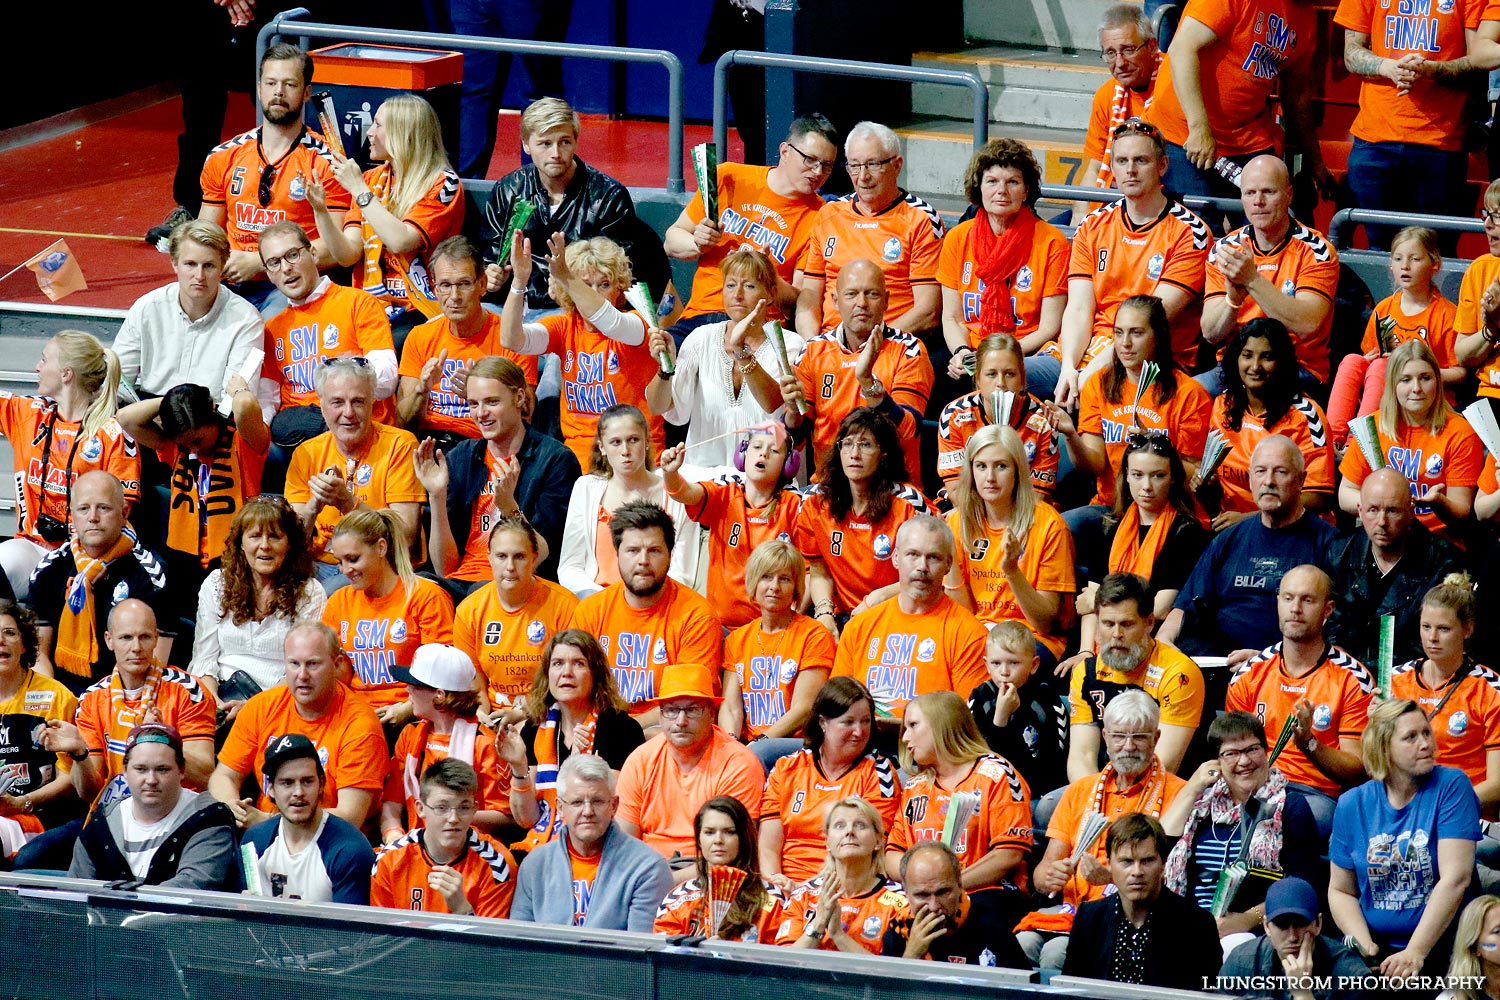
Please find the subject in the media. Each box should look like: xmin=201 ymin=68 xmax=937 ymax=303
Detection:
xmin=1112 ymin=118 xmax=1162 ymax=140
xmin=321 ymin=355 xmax=370 ymax=368
xmin=786 ymin=140 xmax=836 ymax=173
xmin=846 ymin=155 xmax=898 ymax=175
xmin=1481 ymin=209 xmax=1500 ymax=224
xmin=262 ymin=245 xmax=309 ymax=271
xmin=435 ymin=279 xmax=477 ymax=294
xmin=1216 ymin=745 xmax=1267 ymax=763
xmin=559 ymin=796 xmax=612 ymax=811
xmin=1103 ymin=731 xmax=1154 ymax=746
xmin=420 ymin=799 xmax=475 ymax=817
xmin=1101 ymin=43 xmax=1149 ymax=63
xmin=659 ymin=704 xmax=707 ymax=720
xmin=258 ymin=164 xmax=277 ymax=208
xmin=839 ymin=438 xmax=880 ymax=454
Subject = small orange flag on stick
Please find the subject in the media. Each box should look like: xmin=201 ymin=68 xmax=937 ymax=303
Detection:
xmin=20 ymin=239 xmax=88 ymax=301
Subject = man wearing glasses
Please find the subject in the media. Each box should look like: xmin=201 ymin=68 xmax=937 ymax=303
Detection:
xmin=1074 ymin=6 xmax=1162 ymax=218
xmin=795 ymin=121 xmax=945 ymax=338
xmin=199 ymin=44 xmax=348 ymax=313
xmin=1065 ymin=572 xmax=1205 ymax=781
xmin=614 ymin=662 xmax=764 ymax=861
xmin=664 ymin=114 xmax=840 ymax=343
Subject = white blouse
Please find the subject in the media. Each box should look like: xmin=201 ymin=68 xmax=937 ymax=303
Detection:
xmin=663 ymin=320 xmax=805 ymax=467
xmin=189 ymin=571 xmax=328 ymax=693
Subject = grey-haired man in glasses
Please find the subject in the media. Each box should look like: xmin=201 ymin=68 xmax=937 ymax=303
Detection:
xmin=1073 ymin=5 xmax=1161 ymax=220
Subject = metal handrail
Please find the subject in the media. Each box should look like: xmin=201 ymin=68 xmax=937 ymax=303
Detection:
xmin=1328 ymin=207 xmax=1484 ymax=248
xmin=711 ymin=50 xmax=988 ymax=158
xmin=256 ymin=9 xmax=687 ymax=192
xmin=1038 ymin=183 xmax=1244 ymax=217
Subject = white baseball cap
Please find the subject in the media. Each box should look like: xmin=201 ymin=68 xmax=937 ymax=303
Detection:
xmin=391 ymin=643 xmax=477 ymax=692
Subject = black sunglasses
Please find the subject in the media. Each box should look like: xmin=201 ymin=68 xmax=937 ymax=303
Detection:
xmin=258 ymin=164 xmax=277 ymax=208
xmin=1124 ymin=430 xmax=1174 ymax=454
xmin=1112 ymin=117 xmax=1162 ymax=140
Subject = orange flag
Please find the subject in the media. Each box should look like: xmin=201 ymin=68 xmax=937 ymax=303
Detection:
xmin=25 ymin=240 xmax=88 ymax=301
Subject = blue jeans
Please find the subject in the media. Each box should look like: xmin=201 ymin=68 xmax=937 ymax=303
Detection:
xmin=1163 ymin=143 xmax=1273 ymax=232
xmin=315 ymin=560 xmax=350 ymax=596
xmin=1346 ymin=138 xmax=1468 ymax=251
xmin=1063 ymin=503 xmax=1108 ymax=581
xmin=1288 ymin=781 xmax=1337 ymax=841
xmin=750 ymin=737 xmax=804 ymax=775
xmin=1025 ymin=353 xmax=1062 ymax=401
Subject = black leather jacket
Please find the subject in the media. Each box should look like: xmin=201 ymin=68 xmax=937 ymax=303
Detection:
xmin=1324 ymin=522 xmax=1463 ymax=666
xmin=480 ymin=158 xmax=670 ymax=310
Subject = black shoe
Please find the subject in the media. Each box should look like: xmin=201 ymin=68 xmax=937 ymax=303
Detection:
xmin=145 ymin=206 xmax=194 ymax=252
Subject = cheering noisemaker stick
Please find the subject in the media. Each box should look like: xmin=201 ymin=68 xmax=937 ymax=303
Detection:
xmin=692 ymin=143 xmax=719 ymax=224
xmin=623 ymin=283 xmax=673 ymax=375
xmin=941 ymin=791 xmax=981 ymax=849
xmin=1198 ymin=429 xmax=1231 ymax=482
xmin=1377 ymin=614 xmax=1395 ymax=698
xmin=312 ymin=92 xmax=345 ymax=158
xmin=706 ymin=865 xmax=750 ymax=938
xmin=1131 ymin=361 xmax=1160 ymax=414
xmin=1267 ymin=714 xmax=1298 ymax=765
xmin=762 ymin=320 xmax=806 ymax=415
xmin=1349 ymin=414 xmax=1385 ymax=471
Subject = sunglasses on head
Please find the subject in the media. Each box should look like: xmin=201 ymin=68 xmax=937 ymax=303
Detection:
xmin=1112 ymin=118 xmax=1162 ymax=140
xmin=1125 ymin=430 xmax=1173 ymax=454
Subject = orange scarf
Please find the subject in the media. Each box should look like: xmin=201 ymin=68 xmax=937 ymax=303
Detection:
xmin=1107 ymin=505 xmax=1176 ymax=580
xmin=1095 ymin=53 xmax=1161 ymax=190
xmin=55 ymin=530 xmax=138 ymax=677
xmin=166 ymin=427 xmax=246 ymax=568
xmin=104 ymin=662 xmax=162 ymax=776
xmin=514 ymin=704 xmax=597 ymax=853
xmin=358 ymin=164 xmax=443 ymax=319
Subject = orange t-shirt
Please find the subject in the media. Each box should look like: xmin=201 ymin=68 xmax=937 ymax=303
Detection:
xmin=615 ymin=729 xmax=766 ymax=857
xmin=323 ymin=577 xmax=456 ymax=709
xmin=682 ymin=162 xmax=825 ymax=319
xmin=760 ymin=749 xmax=902 ymax=883
xmin=570 ymin=579 xmax=724 ymax=711
xmin=454 ymin=580 xmax=578 ymax=710
xmin=398 ymin=312 xmax=539 ymax=436
xmin=283 ymin=423 xmax=426 ymax=559
xmin=1457 ymin=254 xmax=1500 ymax=397
xmin=1146 ymin=0 xmax=1316 ymax=155
xmin=776 ymin=876 xmax=909 ymax=952
xmin=382 ymin=720 xmax=510 ymax=830
xmin=1084 ymin=76 xmax=1156 ymax=163
xmin=683 ymin=476 xmax=802 ymax=628
xmin=345 ymin=164 xmax=464 ymax=318
xmin=542 ymin=309 xmax=665 ymax=468
xmin=888 ymin=755 xmax=1034 ymax=889
xmin=1225 ymin=643 xmax=1377 ymax=796
xmin=0 ymin=396 xmax=141 ymax=548
xmin=1337 ymin=413 xmax=1484 ymax=541
xmin=1077 ymin=369 xmax=1212 ymax=506
xmin=371 ymin=828 xmax=515 ymax=918
xmin=936 ymin=393 xmax=1061 ymax=499
xmin=1206 ymin=223 xmax=1341 ymax=380
xmin=1335 ymin=0 xmax=1489 ymax=150
xmin=1361 ymin=293 xmax=1460 ymax=375
xmin=1055 ymin=200 xmax=1209 ymax=369
xmin=800 ymin=192 xmax=945 ymax=332
xmin=1211 ymin=393 xmax=1335 ymax=513
xmin=792 ymin=484 xmax=935 ymax=616
xmin=936 ymin=217 xmax=1070 ymax=345
xmin=199 ymin=126 xmax=349 ymax=253
xmin=723 ymin=614 xmax=837 ymax=739
xmin=794 ymin=328 xmax=935 ymax=485
xmin=217 ymin=683 xmax=387 ymax=813
xmin=75 ymin=669 xmax=217 ymax=785
xmin=568 ymin=844 xmax=602 ymax=924
xmin=945 ymin=505 xmax=1075 ymax=659
xmin=1391 ymin=659 xmax=1500 ymax=792
xmin=832 ymin=595 xmax=989 ymax=720
xmin=654 ymin=877 xmax=788 ymax=942
xmin=261 ymin=281 xmax=396 ymax=420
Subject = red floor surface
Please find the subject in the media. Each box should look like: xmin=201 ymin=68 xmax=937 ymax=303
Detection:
xmin=0 ymin=90 xmax=740 ymax=311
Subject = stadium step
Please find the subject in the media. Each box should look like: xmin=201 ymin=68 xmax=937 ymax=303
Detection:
xmin=913 ymin=47 xmax=1109 ymax=130
xmin=895 ymin=117 xmax=1089 ymax=213
xmin=965 ymin=0 xmax=1128 ymax=50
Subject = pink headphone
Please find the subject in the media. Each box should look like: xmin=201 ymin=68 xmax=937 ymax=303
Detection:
xmin=734 ymin=426 xmax=801 ymax=481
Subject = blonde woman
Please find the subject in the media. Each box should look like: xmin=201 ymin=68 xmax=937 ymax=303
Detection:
xmin=1338 ymin=338 xmax=1483 ymax=545
xmin=0 ymin=331 xmax=134 ymax=598
xmin=1441 ymin=896 xmax=1500 ymax=1000
xmin=309 ymin=94 xmax=464 ymax=329
xmin=776 ymin=796 xmax=908 ymax=953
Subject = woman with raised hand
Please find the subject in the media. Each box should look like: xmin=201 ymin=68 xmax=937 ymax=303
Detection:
xmin=655 ymin=796 xmax=788 ymax=942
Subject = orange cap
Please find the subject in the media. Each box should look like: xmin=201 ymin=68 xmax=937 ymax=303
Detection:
xmin=650 ymin=663 xmax=722 ymax=706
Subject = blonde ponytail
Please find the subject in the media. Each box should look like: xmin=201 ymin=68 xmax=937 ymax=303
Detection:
xmin=51 ymin=331 xmax=120 ymax=441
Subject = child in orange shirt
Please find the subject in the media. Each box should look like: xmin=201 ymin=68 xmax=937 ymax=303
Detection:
xmin=1456 ymin=180 xmax=1500 ymax=397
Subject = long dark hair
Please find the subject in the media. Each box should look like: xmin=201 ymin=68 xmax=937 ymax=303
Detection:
xmin=523 ymin=628 xmax=628 ymax=723
xmin=219 ymin=497 xmax=316 ymax=625
xmin=693 ymin=796 xmax=770 ymax=941
xmin=1218 ymin=318 xmax=1300 ymax=432
xmin=1108 ymin=433 xmax=1198 ymax=525
xmin=1104 ymin=294 xmax=1179 ymax=404
xmin=821 ymin=407 xmax=907 ymax=522
xmin=804 ymin=676 xmax=877 ymax=757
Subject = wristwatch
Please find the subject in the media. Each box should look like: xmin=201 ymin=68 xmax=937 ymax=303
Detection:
xmin=355 ymin=191 xmax=375 ymax=208
xmin=21 ymin=798 xmax=33 ymax=814
xmin=69 ymin=748 xmax=89 ymax=762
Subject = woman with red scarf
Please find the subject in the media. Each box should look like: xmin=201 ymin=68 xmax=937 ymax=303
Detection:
xmin=937 ymin=139 xmax=1069 ymax=389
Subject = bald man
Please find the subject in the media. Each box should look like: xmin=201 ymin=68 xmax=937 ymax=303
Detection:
xmin=1325 ymin=468 xmax=1463 ymax=667
xmin=30 ymin=472 xmax=173 ymax=692
xmin=1225 ymin=565 xmax=1376 ymax=836
xmin=1159 ymin=435 xmax=1337 ymax=655
xmin=780 ymin=258 xmax=935 ymax=484
xmin=1198 ymin=156 xmax=1341 ymax=395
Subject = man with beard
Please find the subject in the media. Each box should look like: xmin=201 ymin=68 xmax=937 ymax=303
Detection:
xmin=1225 ymin=565 xmax=1374 ymax=837
xmin=1016 ymin=690 xmax=1188 ymax=969
xmin=1160 ymin=435 xmax=1337 ymax=655
xmin=881 ymin=841 xmax=1031 ymax=967
xmin=199 ymin=44 xmax=348 ymax=311
xmin=1066 ymin=572 xmax=1204 ymax=780
xmin=1062 ymin=813 xmax=1220 ymax=987
xmin=569 ymin=502 xmax=724 ymax=734
xmin=832 ymin=514 xmax=988 ymax=723
xmin=241 ymin=734 xmax=375 ymax=903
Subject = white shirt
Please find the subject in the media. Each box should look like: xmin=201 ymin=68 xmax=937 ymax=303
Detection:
xmin=662 ymin=320 xmax=805 ymax=468
xmin=189 ymin=571 xmax=327 ymax=692
xmin=114 ymin=282 xmax=264 ymax=403
xmin=120 ymin=791 xmax=198 ymax=878
xmin=257 ymin=813 xmax=334 ymax=902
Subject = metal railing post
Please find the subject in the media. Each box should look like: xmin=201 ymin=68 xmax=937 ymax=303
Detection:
xmin=1327 ymin=207 xmax=1483 ymax=248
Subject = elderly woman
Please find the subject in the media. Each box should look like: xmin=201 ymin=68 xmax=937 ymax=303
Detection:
xmin=646 ymin=247 xmax=802 ymax=467
xmin=1329 ymin=698 xmax=1479 ymax=980
xmin=654 ymin=796 xmax=787 ymax=942
xmin=775 ymin=795 xmax=908 ymax=953
xmin=1162 ymin=711 xmax=1323 ymax=958
xmin=937 ymin=139 xmax=1069 ymax=393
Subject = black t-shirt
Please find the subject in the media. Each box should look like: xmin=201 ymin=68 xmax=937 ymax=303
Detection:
xmin=880 ymin=888 xmax=1031 ymax=968
xmin=520 ymin=707 xmax=645 ymax=771
xmin=1096 ymin=512 xmax=1210 ymax=598
xmin=968 ymin=678 xmax=1067 ymax=797
xmin=29 ymin=540 xmax=174 ymax=693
